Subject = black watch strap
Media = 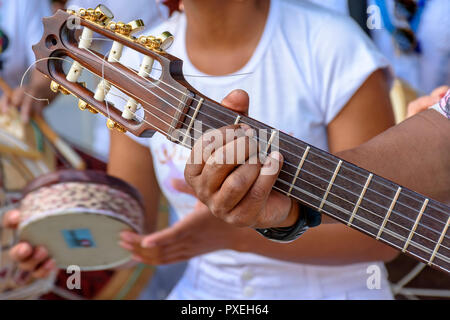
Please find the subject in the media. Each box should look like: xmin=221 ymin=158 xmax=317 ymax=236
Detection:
xmin=255 ymin=204 xmax=321 ymax=243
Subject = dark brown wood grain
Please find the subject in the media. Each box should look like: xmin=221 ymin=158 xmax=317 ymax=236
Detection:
xmin=32 ymin=10 xmax=450 ymax=275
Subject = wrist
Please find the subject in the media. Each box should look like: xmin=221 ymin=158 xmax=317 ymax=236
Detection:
xmin=275 ymin=198 xmax=300 ymax=228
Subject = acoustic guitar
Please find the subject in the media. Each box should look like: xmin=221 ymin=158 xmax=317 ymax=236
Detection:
xmin=31 ymin=6 xmax=449 ymax=274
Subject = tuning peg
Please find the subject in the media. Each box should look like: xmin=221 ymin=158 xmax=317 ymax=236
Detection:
xmin=106 ymin=119 xmax=126 ymax=133
xmin=50 ymin=81 xmax=70 ymax=95
xmin=78 ymin=99 xmax=99 ymax=114
xmin=158 ymin=32 xmax=174 ymax=51
xmin=79 ymin=5 xmax=114 ymax=25
xmin=108 ymin=19 xmax=145 ymax=36
xmin=138 ymin=31 xmax=174 ymax=51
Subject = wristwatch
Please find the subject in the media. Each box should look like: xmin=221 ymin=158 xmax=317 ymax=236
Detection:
xmin=255 ymin=202 xmax=321 ymax=243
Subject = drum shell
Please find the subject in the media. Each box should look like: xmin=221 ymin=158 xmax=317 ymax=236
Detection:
xmin=18 ymin=170 xmax=145 ymax=271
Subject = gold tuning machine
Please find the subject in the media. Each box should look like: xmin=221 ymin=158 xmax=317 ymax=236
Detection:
xmin=79 ymin=4 xmax=114 ymax=25
xmin=138 ymin=31 xmax=174 ymax=51
xmin=108 ymin=19 xmax=145 ymax=37
xmin=78 ymin=100 xmax=98 ymax=114
xmin=50 ymin=81 xmax=70 ymax=95
xmin=106 ymin=119 xmax=126 ymax=133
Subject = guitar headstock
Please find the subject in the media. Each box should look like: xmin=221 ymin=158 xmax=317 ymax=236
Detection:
xmin=33 ymin=4 xmax=194 ymax=138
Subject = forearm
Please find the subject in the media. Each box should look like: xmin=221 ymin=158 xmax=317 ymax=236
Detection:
xmin=235 ymin=224 xmax=397 ymax=265
xmin=108 ymin=131 xmax=160 ymax=232
xmin=336 ymin=109 xmax=450 ymax=203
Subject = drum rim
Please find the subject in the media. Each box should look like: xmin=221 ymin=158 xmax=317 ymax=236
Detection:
xmin=22 ymin=170 xmax=144 ymax=207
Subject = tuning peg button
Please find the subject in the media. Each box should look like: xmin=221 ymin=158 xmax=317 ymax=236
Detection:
xmin=107 ymin=119 xmax=126 ymax=133
xmin=50 ymin=81 xmax=70 ymax=95
xmin=158 ymin=31 xmax=174 ymax=51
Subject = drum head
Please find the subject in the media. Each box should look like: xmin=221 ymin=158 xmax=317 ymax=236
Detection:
xmin=19 ymin=210 xmax=136 ymax=271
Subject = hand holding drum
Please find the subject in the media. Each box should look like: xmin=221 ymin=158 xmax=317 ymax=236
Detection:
xmin=2 ymin=170 xmax=145 ymax=279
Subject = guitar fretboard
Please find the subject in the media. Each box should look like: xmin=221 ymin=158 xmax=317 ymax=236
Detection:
xmin=172 ymin=93 xmax=450 ymax=274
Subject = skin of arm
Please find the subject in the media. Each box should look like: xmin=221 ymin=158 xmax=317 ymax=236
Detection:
xmin=108 ymin=130 xmax=160 ymax=234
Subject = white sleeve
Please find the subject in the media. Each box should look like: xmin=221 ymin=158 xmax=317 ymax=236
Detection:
xmin=310 ymin=15 xmax=393 ymax=125
xmin=26 ymin=0 xmax=52 ymax=66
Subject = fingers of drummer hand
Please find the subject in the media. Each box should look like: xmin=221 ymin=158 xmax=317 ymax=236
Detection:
xmin=202 ymin=134 xmax=258 ymax=193
xmin=17 ymin=246 xmax=50 ymax=272
xmin=11 ymin=87 xmax=25 ymax=109
xmin=185 ymin=124 xmax=252 ymax=188
xmin=221 ymin=89 xmax=250 ymax=116
xmin=171 ymin=178 xmax=196 ymax=197
xmin=227 ymin=152 xmax=284 ymax=228
xmin=119 ymin=231 xmax=144 ymax=248
xmin=209 ymin=155 xmax=261 ymax=220
xmin=407 ymin=96 xmax=439 ymax=117
xmin=0 ymin=94 xmax=10 ymax=114
xmin=32 ymin=259 xmax=57 ymax=279
xmin=140 ymin=224 xmax=188 ymax=249
xmin=430 ymin=86 xmax=449 ymax=99
xmin=20 ymin=95 xmax=34 ymax=123
xmin=9 ymin=242 xmax=33 ymax=262
xmin=2 ymin=210 xmax=21 ymax=229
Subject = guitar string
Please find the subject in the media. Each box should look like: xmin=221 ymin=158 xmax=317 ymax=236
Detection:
xmin=86 ymin=36 xmax=448 ymax=217
xmin=86 ymin=48 xmax=450 ymax=241
xmin=26 ymin=55 xmax=448 ymax=265
xmin=83 ymin=51 xmax=449 ymax=249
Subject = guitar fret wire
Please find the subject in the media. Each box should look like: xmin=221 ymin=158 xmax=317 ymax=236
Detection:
xmin=234 ymin=115 xmax=241 ymax=125
xmin=348 ymin=174 xmax=373 ymax=226
xmin=403 ymin=199 xmax=428 ymax=252
xmin=377 ymin=187 xmax=402 ymax=240
xmin=78 ymin=50 xmax=450 ymax=250
xmin=264 ymin=130 xmax=279 ymax=155
xmin=93 ymin=47 xmax=448 ymax=219
xmin=288 ymin=146 xmax=310 ymax=196
xmin=429 ymin=217 xmax=450 ymax=266
xmin=319 ymin=160 xmax=342 ymax=211
xmin=182 ymin=98 xmax=204 ymax=146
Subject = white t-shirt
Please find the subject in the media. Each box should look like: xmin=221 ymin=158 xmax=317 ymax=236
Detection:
xmin=308 ymin=0 xmax=450 ymax=95
xmin=66 ymin=0 xmax=169 ymax=158
xmin=0 ymin=0 xmax=51 ymax=92
xmin=114 ymin=0 xmax=393 ymax=299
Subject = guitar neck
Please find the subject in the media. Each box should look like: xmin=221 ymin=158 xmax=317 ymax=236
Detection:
xmin=169 ymin=92 xmax=450 ymax=274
